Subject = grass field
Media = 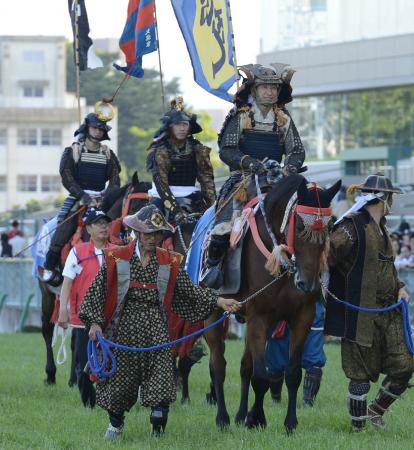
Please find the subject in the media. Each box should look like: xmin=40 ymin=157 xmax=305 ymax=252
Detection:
xmin=0 ymin=333 xmax=413 ymax=450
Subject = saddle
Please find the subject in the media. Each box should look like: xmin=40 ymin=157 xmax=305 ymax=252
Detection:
xmin=192 ymin=197 xmax=265 ymax=295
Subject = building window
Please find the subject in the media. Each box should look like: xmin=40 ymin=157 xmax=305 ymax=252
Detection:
xmin=0 ymin=176 xmax=6 ymax=191
xmin=17 ymin=175 xmax=37 ymax=192
xmin=0 ymin=129 xmax=6 ymax=146
xmin=41 ymin=176 xmax=61 ymax=192
xmin=23 ymin=50 xmax=44 ymax=63
xmin=23 ymin=86 xmax=44 ymax=97
xmin=41 ymin=129 xmax=62 ymax=146
xmin=17 ymin=129 xmax=37 ymax=146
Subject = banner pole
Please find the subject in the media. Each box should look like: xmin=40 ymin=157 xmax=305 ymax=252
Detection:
xmin=154 ymin=0 xmax=166 ymax=114
xmin=227 ymin=0 xmax=240 ymax=89
xmin=74 ymin=0 xmax=82 ymax=124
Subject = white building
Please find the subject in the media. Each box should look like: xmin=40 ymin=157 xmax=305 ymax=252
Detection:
xmin=261 ymin=0 xmax=414 ymax=52
xmin=0 ymin=35 xmax=118 ymax=213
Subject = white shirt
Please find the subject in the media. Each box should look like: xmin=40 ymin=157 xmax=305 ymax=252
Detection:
xmin=62 ymin=246 xmax=105 ymax=280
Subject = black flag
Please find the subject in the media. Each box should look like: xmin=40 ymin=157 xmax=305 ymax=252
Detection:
xmin=68 ymin=0 xmax=102 ymax=70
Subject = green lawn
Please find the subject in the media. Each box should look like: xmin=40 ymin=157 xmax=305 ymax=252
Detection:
xmin=0 ymin=333 xmax=412 ymax=450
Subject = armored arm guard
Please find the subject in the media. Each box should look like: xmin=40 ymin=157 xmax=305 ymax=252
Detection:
xmin=194 ymin=141 xmax=216 ymax=207
xmin=106 ymin=149 xmax=121 ymax=190
xmin=280 ymin=110 xmax=305 ymax=174
xmin=146 ymin=145 xmax=181 ymax=216
xmin=59 ymin=147 xmax=85 ymax=199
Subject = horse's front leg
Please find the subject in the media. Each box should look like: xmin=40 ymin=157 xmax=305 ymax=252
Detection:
xmin=235 ymin=342 xmax=252 ymax=424
xmin=204 ymin=310 xmax=230 ymax=428
xmin=245 ymin=315 xmax=269 ymax=429
xmin=41 ymin=287 xmax=56 ymax=385
xmin=284 ymin=304 xmax=315 ymax=434
xmin=178 ymin=356 xmax=194 ymax=404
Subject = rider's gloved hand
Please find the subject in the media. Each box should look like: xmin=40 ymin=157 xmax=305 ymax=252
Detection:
xmin=241 ymin=156 xmax=265 ymax=174
xmin=174 ymin=211 xmax=188 ymax=225
xmin=80 ymin=193 xmax=92 ymax=206
xmin=249 ymin=160 xmax=265 ymax=174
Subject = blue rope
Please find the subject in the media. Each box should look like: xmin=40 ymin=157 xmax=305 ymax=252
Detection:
xmin=333 ymin=296 xmax=414 ymax=355
xmin=88 ymin=311 xmax=230 ymax=379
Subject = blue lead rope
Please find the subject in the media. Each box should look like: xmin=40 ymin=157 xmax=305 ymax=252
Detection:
xmin=87 ymin=312 xmax=230 ymax=379
xmin=332 ymin=297 xmax=414 ymax=355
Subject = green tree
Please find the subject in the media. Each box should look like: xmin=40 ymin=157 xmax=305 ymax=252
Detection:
xmin=66 ymin=44 xmax=180 ymax=181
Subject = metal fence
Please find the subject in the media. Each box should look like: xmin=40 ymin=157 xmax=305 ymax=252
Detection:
xmin=0 ymin=258 xmax=414 ymax=333
xmin=0 ymin=258 xmax=41 ymax=332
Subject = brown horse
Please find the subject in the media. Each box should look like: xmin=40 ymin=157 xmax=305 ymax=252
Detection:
xmin=204 ymin=174 xmax=341 ymax=433
xmin=38 ymin=173 xmax=150 ymax=387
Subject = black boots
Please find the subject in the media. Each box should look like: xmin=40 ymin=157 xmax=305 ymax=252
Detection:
xmin=348 ymin=381 xmax=370 ymax=432
xmin=150 ymin=405 xmax=169 ymax=437
xmin=368 ymin=383 xmax=405 ymax=429
xmin=303 ymin=366 xmax=323 ymax=407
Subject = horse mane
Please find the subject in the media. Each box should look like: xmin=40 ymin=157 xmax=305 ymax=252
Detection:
xmin=101 ymin=184 xmax=130 ymax=213
xmin=264 ymin=174 xmax=305 ymax=218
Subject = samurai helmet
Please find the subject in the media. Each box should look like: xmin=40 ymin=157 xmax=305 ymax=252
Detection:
xmin=235 ymin=63 xmax=295 ymax=107
xmin=353 ymin=172 xmax=403 ymax=195
xmin=153 ymin=97 xmax=202 ymax=140
xmin=123 ymin=204 xmax=174 ymax=234
xmin=74 ymin=112 xmax=112 ymax=141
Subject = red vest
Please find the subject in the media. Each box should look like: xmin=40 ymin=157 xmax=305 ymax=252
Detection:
xmin=103 ymin=241 xmax=183 ymax=329
xmin=70 ymin=240 xmax=112 ymax=326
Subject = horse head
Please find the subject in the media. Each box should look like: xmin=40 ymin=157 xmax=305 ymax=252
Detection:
xmin=103 ymin=172 xmax=151 ymax=219
xmin=265 ymin=175 xmax=341 ymax=293
xmin=292 ymin=178 xmax=341 ymax=293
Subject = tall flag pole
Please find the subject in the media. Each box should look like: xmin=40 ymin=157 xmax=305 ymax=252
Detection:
xmin=68 ymin=0 xmax=103 ymax=123
xmin=154 ymin=0 xmax=166 ymax=114
xmin=171 ymin=0 xmax=237 ymax=102
xmin=73 ymin=0 xmax=81 ymax=124
xmin=226 ymin=0 xmax=240 ymax=90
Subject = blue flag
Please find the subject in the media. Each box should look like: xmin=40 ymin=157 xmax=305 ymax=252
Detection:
xmin=171 ymin=0 xmax=237 ymax=102
xmin=114 ymin=0 xmax=157 ymax=78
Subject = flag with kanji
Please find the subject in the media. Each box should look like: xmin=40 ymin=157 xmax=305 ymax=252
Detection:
xmin=114 ymin=0 xmax=157 ymax=78
xmin=171 ymin=0 xmax=236 ymax=101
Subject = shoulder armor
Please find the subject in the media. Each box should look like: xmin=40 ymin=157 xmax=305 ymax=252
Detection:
xmin=218 ymin=107 xmax=239 ymax=145
xmin=71 ymin=143 xmax=82 ymax=163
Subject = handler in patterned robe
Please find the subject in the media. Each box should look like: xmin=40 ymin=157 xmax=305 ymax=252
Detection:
xmin=79 ymin=205 xmax=239 ymax=440
xmin=202 ymin=63 xmax=305 ymax=288
xmin=325 ymin=173 xmax=413 ymax=432
xmin=146 ymin=97 xmax=216 ymax=225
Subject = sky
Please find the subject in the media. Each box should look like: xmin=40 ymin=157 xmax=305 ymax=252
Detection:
xmin=0 ymin=0 xmax=262 ymax=111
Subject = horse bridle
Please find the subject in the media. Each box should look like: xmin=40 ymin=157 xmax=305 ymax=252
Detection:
xmin=121 ymin=191 xmax=149 ymax=217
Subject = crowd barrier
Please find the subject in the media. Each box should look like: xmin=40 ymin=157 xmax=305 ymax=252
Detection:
xmin=0 ymin=258 xmax=413 ymax=334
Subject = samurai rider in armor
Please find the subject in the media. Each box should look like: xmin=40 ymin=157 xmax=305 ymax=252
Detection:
xmin=146 ymin=98 xmax=216 ymax=225
xmin=325 ymin=173 xmax=413 ymax=432
xmin=202 ymin=63 xmax=306 ymax=289
xmin=43 ymin=112 xmax=121 ymax=285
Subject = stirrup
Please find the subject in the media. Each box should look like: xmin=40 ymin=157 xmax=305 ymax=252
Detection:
xmin=200 ymin=264 xmax=223 ymax=289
